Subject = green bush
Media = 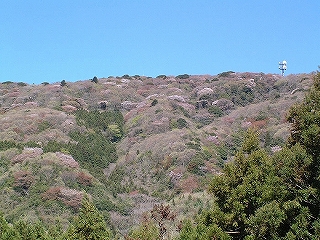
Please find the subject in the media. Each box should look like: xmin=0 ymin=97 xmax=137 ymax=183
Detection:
xmin=0 ymin=140 xmax=19 ymax=151
xmin=151 ymin=99 xmax=158 ymax=106
xmin=156 ymin=74 xmax=167 ymax=79
xmin=43 ymin=140 xmax=69 ymax=153
xmin=218 ymin=71 xmax=235 ymax=77
xmin=122 ymin=74 xmax=131 ymax=79
xmin=38 ymin=121 xmax=52 ymax=132
xmin=17 ymin=82 xmax=27 ymax=86
xmin=176 ymin=74 xmax=190 ymax=79
xmin=187 ymin=153 xmax=205 ymax=175
xmin=224 ymin=84 xmax=254 ymax=106
xmin=208 ymin=106 xmax=223 ymax=117
xmin=2 ymin=81 xmax=13 ymax=84
xmin=177 ymin=118 xmax=188 ymax=129
xmin=170 ymin=118 xmax=188 ymax=130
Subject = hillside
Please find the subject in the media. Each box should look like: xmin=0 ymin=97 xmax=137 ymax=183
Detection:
xmin=0 ymin=71 xmax=315 ymax=236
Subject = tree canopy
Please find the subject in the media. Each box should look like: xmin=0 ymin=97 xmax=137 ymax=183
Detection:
xmin=65 ymin=197 xmax=111 ymax=240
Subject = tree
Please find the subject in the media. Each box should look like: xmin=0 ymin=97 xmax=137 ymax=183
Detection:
xmin=60 ymin=80 xmax=66 ymax=87
xmin=13 ymin=221 xmax=49 ymax=240
xmin=206 ymin=130 xmax=278 ymax=238
xmin=287 ymin=70 xmax=320 ymax=187
xmin=126 ymin=214 xmax=159 ymax=240
xmin=91 ymin=76 xmax=98 ymax=84
xmin=285 ymin=69 xmax=320 ymax=235
xmin=151 ymin=99 xmax=158 ymax=106
xmin=178 ymin=220 xmax=230 ymax=240
xmin=0 ymin=213 xmax=18 ymax=239
xmin=65 ymin=197 xmax=111 ymax=240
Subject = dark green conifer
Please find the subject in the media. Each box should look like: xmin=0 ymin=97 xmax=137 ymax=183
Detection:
xmin=65 ymin=196 xmax=111 ymax=240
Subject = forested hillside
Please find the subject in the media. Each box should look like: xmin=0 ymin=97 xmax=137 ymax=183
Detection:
xmin=0 ymin=70 xmax=318 ymax=239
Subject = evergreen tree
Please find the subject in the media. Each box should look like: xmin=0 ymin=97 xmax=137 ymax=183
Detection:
xmin=126 ymin=218 xmax=159 ymax=240
xmin=91 ymin=76 xmax=98 ymax=84
xmin=13 ymin=221 xmax=50 ymax=240
xmin=65 ymin=196 xmax=111 ymax=240
xmin=60 ymin=80 xmax=66 ymax=87
xmin=287 ymin=70 xmax=320 ymax=195
xmin=0 ymin=213 xmax=18 ymax=239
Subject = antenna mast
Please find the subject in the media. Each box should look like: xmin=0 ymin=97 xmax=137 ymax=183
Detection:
xmin=278 ymin=60 xmax=287 ymax=76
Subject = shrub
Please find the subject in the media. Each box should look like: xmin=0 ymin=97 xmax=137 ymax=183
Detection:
xmin=2 ymin=81 xmax=13 ymax=84
xmin=43 ymin=140 xmax=69 ymax=153
xmin=17 ymin=82 xmax=27 ymax=86
xmin=122 ymin=74 xmax=131 ymax=79
xmin=68 ymin=131 xmax=117 ymax=172
xmin=177 ymin=118 xmax=188 ymax=129
xmin=38 ymin=121 xmax=52 ymax=132
xmin=187 ymin=152 xmax=206 ymax=175
xmin=176 ymin=74 xmax=190 ymax=79
xmin=208 ymin=106 xmax=223 ymax=117
xmin=151 ymin=99 xmax=158 ymax=106
xmin=218 ymin=71 xmax=235 ymax=77
xmin=0 ymin=140 xmax=20 ymax=151
xmin=156 ymin=75 xmax=167 ymax=79
xmin=226 ymin=84 xmax=255 ymax=106
xmin=170 ymin=118 xmax=188 ymax=130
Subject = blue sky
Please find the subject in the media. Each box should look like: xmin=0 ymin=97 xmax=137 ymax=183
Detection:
xmin=1 ymin=1 xmax=319 ymax=84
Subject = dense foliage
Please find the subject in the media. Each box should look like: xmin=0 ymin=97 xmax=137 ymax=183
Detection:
xmin=74 ymin=109 xmax=124 ymax=142
xmin=0 ymin=198 xmax=111 ymax=240
xmin=42 ymin=109 xmax=124 ymax=181
xmin=178 ymin=71 xmax=320 ymax=239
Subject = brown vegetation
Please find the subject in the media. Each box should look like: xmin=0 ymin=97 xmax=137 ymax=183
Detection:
xmin=42 ymin=186 xmax=83 ymax=209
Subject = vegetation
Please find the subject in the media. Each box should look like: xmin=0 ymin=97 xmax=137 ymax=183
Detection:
xmin=0 ymin=69 xmax=317 ymax=238
xmin=208 ymin=105 xmax=223 ymax=117
xmin=17 ymin=82 xmax=27 ymax=87
xmin=65 ymin=197 xmax=111 ymax=239
xmin=0 ymin=197 xmax=111 ymax=240
xmin=1 ymin=81 xmax=14 ymax=84
xmin=151 ymin=99 xmax=158 ymax=106
xmin=91 ymin=76 xmax=98 ymax=84
xmin=127 ymin=204 xmax=176 ymax=240
xmin=74 ymin=109 xmax=124 ymax=142
xmin=68 ymin=131 xmax=117 ymax=180
xmin=218 ymin=71 xmax=235 ymax=78
xmin=156 ymin=75 xmax=167 ymax=79
xmin=177 ymin=70 xmax=320 ymax=239
xmin=176 ymin=74 xmax=190 ymax=79
xmin=60 ymin=80 xmax=66 ymax=87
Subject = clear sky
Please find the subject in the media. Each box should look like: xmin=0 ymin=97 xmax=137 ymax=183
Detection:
xmin=1 ymin=1 xmax=319 ymax=84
